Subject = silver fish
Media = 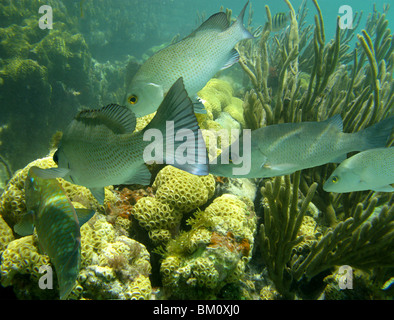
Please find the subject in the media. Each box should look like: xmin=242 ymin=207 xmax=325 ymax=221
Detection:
xmin=14 ymin=166 xmax=94 ymax=300
xmin=210 ymin=115 xmax=394 ymax=178
xmin=34 ymin=78 xmax=208 ymax=204
xmin=124 ymin=2 xmax=253 ymax=117
xmin=323 ymin=147 xmax=394 ymax=193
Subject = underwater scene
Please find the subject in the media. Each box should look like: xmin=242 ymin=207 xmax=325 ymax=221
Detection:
xmin=0 ymin=0 xmax=393 ymax=302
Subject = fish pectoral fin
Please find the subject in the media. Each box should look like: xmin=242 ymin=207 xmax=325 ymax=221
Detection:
xmin=89 ymin=187 xmax=105 ymax=205
xmin=220 ymin=49 xmax=240 ymax=70
xmin=14 ymin=210 xmax=35 ymax=236
xmin=373 ymin=185 xmax=394 ymax=192
xmin=124 ymin=164 xmax=151 ymax=186
xmin=75 ymin=208 xmax=95 ymax=226
xmin=33 ymin=167 xmax=70 ymax=179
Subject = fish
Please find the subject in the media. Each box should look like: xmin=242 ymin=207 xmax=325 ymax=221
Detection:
xmin=271 ymin=12 xmax=289 ymax=32
xmin=209 ymin=115 xmax=394 ymax=178
xmin=323 ymin=147 xmax=394 ymax=193
xmin=33 ymin=78 xmax=208 ymax=204
xmin=14 ymin=166 xmax=95 ymax=300
xmin=124 ymin=1 xmax=254 ymax=118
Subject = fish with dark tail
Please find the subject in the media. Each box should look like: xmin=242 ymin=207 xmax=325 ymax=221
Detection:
xmin=14 ymin=166 xmax=94 ymax=299
xmin=33 ymin=78 xmax=208 ymax=204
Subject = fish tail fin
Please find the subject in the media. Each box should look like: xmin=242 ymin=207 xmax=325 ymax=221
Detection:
xmin=58 ymin=239 xmax=81 ymax=300
xmin=234 ymin=1 xmax=254 ymax=40
xmin=144 ymin=78 xmax=208 ymax=176
xmin=356 ymin=116 xmax=394 ymax=150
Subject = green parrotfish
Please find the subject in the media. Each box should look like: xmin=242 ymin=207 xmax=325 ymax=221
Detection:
xmin=33 ymin=78 xmax=208 ymax=204
xmin=323 ymin=147 xmax=394 ymax=193
xmin=14 ymin=166 xmax=95 ymax=300
xmin=124 ymin=1 xmax=253 ymax=117
xmin=209 ymin=115 xmax=394 ymax=178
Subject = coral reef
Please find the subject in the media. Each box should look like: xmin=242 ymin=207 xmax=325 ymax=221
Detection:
xmin=159 ymin=194 xmax=257 ymax=299
xmin=0 ymin=0 xmax=393 ymax=301
xmin=198 ymin=78 xmax=246 ymax=131
xmin=235 ymin=0 xmax=394 ymax=299
xmin=132 ymin=165 xmax=215 ymax=245
xmin=1 ymin=213 xmax=152 ymax=300
xmin=0 ymin=156 xmax=116 ymax=229
xmin=71 ymin=214 xmax=152 ymax=300
xmin=0 ymin=214 xmax=14 ymax=255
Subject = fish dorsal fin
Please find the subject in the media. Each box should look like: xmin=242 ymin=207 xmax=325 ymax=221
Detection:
xmin=75 ymin=104 xmax=136 ymax=134
xmin=326 ymin=114 xmax=343 ymax=132
xmin=188 ymin=12 xmax=229 ymax=38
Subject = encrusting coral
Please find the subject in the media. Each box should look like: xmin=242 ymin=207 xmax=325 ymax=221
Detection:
xmin=159 ymin=194 xmax=257 ymax=299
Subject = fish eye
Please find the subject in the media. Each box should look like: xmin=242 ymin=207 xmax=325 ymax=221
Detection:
xmin=332 ymin=176 xmax=339 ymax=183
xmin=128 ymin=95 xmax=138 ymax=105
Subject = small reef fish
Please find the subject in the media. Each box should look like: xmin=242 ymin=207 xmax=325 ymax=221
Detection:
xmin=209 ymin=115 xmax=394 ymax=178
xmin=271 ymin=12 xmax=289 ymax=32
xmin=124 ymin=1 xmax=254 ymax=117
xmin=34 ymin=78 xmax=208 ymax=204
xmin=14 ymin=166 xmax=95 ymax=300
xmin=323 ymin=147 xmax=394 ymax=193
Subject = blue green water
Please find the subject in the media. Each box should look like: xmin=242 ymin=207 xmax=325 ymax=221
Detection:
xmin=0 ymin=0 xmax=393 ymax=301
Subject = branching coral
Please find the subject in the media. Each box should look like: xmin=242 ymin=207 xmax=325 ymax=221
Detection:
xmin=259 ymin=172 xmax=317 ymax=299
xmin=237 ymin=0 xmax=394 ymax=299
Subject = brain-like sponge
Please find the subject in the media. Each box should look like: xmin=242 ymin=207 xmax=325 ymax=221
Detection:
xmin=153 ymin=165 xmax=215 ymax=213
xmin=0 ymin=214 xmax=14 ymax=255
xmin=132 ymin=166 xmax=215 ymax=245
xmin=160 ymin=194 xmax=257 ymax=299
